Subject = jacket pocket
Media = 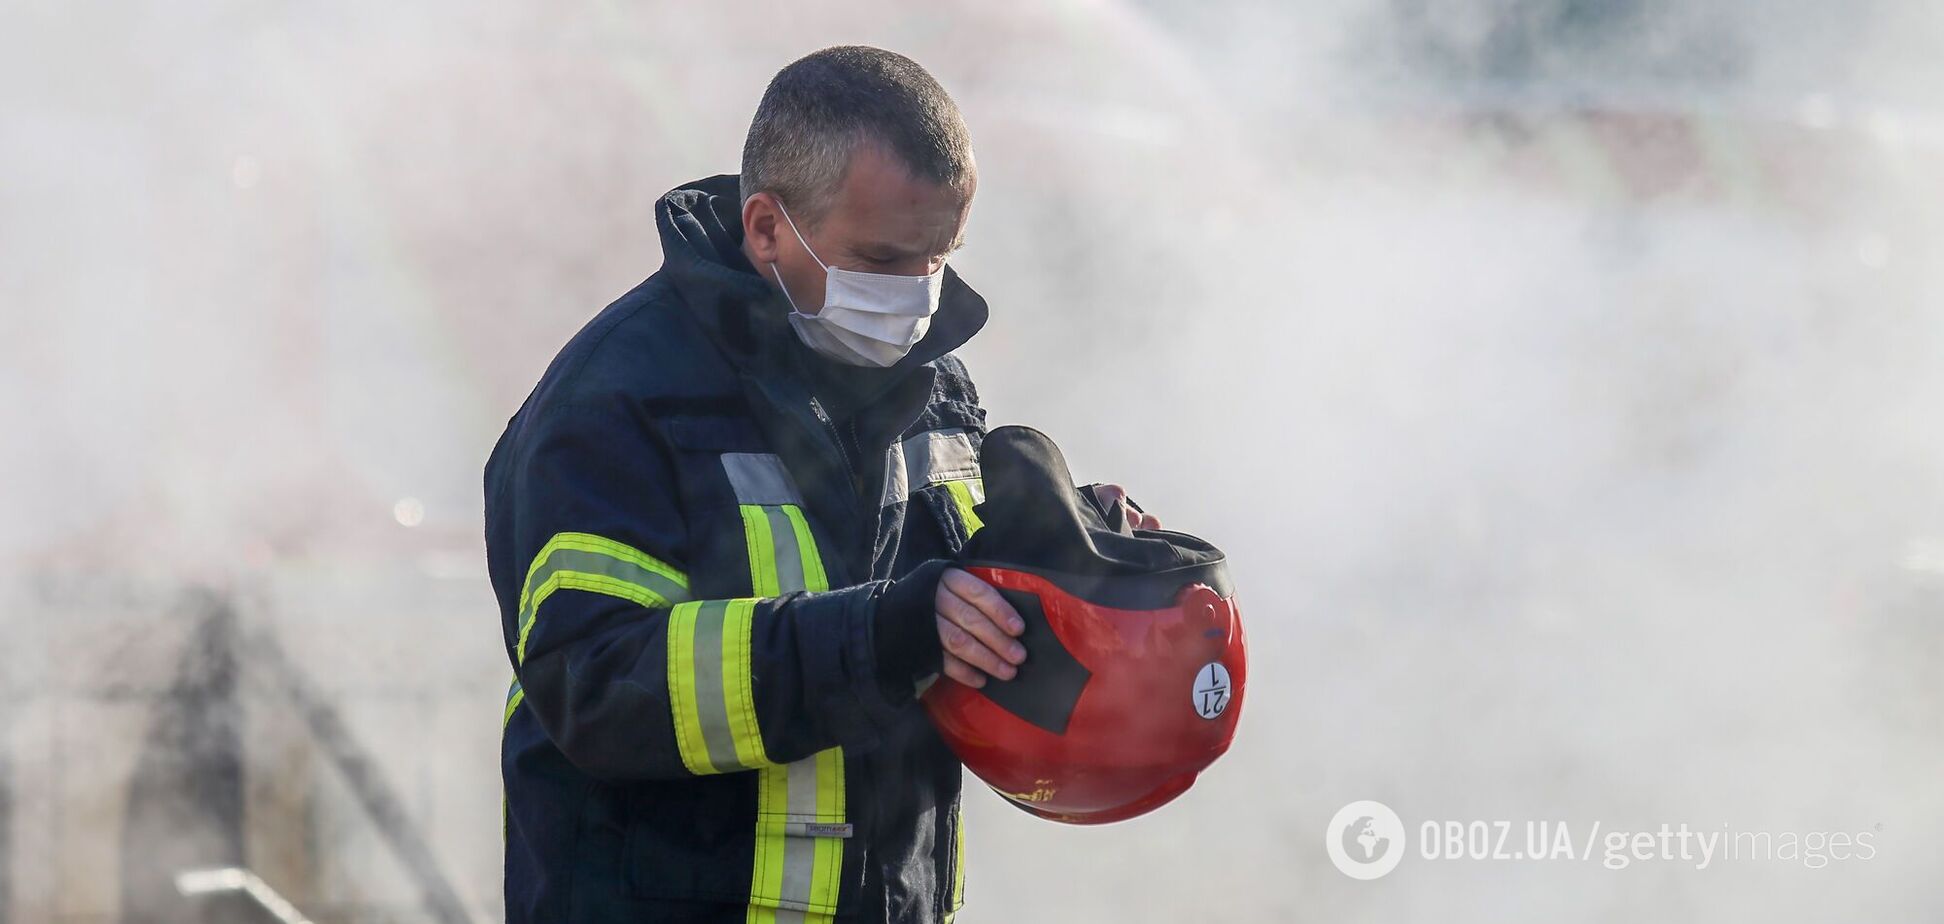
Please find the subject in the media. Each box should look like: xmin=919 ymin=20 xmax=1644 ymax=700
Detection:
xmin=623 ymin=761 xmax=856 ymax=915
xmin=621 ymin=776 xmax=757 ymax=905
xmin=661 ymin=413 xmax=770 ymax=454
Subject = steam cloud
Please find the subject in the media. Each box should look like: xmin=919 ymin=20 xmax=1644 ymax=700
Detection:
xmin=2 ymin=1 xmax=1940 ymax=920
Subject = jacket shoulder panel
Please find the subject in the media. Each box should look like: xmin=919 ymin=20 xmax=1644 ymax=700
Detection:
xmin=909 ymin=351 xmax=986 ymax=437
xmin=544 ymin=275 xmax=740 ymax=411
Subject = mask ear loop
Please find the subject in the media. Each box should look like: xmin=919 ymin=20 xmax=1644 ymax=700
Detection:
xmin=773 ymin=199 xmax=829 ymax=272
xmin=767 ymin=260 xmax=805 ymax=316
xmin=769 ymin=198 xmax=829 ymax=319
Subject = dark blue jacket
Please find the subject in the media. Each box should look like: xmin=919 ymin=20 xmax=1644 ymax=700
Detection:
xmin=485 ymin=174 xmax=992 ymax=922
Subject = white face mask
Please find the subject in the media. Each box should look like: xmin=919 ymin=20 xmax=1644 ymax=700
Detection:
xmin=767 ymin=200 xmax=946 ymax=368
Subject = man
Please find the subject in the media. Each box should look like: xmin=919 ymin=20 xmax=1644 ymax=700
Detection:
xmin=485 ymin=46 xmax=1159 ymax=923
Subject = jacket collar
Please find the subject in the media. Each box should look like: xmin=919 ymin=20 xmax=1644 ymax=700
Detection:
xmin=655 ymin=173 xmax=989 ymax=405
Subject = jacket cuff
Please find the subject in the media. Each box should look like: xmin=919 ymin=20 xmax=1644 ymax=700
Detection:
xmin=871 ymin=558 xmax=950 ymax=704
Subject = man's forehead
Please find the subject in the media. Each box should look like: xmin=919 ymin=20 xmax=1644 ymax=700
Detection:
xmin=825 ymin=141 xmax=971 ymax=248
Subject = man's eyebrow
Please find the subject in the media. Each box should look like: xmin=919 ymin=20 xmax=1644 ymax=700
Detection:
xmin=859 ymin=239 xmax=960 ymax=258
xmin=858 ymin=240 xmax=920 ymax=258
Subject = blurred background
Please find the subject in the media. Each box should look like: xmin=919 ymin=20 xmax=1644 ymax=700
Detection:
xmin=4 ymin=0 xmax=1942 ymax=920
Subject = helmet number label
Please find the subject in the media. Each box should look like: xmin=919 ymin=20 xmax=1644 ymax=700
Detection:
xmin=1192 ymin=662 xmax=1231 ymax=719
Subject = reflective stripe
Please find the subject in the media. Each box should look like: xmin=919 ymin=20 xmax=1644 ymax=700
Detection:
xmin=668 ymin=598 xmax=770 ymax=775
xmin=503 ymin=678 xmax=525 ymax=728
xmin=741 ymin=505 xmax=783 ymax=597
xmin=515 ymin=532 xmax=690 ymax=664
xmin=880 ymin=440 xmax=909 ymax=506
xmin=882 ymin=428 xmax=980 ymax=507
xmin=502 ymin=677 xmax=524 ymax=841
xmin=779 ymin=505 xmax=829 ymax=591
xmin=741 ymin=504 xmax=814 ymax=598
xmin=726 ymin=453 xmax=847 ymax=920
xmin=750 ymin=748 xmax=846 ymax=920
xmin=950 ymin=798 xmax=966 ymax=914
xmin=907 ymin=429 xmax=980 ymax=486
xmin=723 ymin=452 xmax=804 ymax=506
xmin=943 ymin=478 xmax=985 ymax=535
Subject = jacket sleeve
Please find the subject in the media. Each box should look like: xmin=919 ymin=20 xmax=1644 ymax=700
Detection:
xmin=500 ymin=398 xmax=939 ymax=782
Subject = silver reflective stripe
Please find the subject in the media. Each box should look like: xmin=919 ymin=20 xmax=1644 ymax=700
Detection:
xmin=881 ymin=428 xmax=980 ymax=506
xmin=722 ymin=452 xmax=804 ymax=505
xmin=719 ymin=449 xmax=848 ymax=915
xmin=906 ymin=429 xmax=980 ymax=486
xmin=733 ymin=451 xmax=847 ymax=918
xmin=762 ymin=505 xmax=806 ymax=595
xmin=880 ymin=439 xmax=910 ymax=507
xmin=785 ymin=756 xmax=820 ymax=822
xmin=522 ymin=548 xmax=690 ymax=620
xmin=778 ymin=758 xmax=823 ymax=908
xmin=685 ymin=600 xmax=744 ymax=772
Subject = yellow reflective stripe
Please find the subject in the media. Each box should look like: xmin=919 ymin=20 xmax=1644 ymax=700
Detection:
xmin=742 ymin=503 xmax=828 ymax=595
xmin=732 ymin=473 xmax=844 ymax=920
xmin=720 ymin=599 xmax=766 ymax=769
xmin=503 ymin=678 xmax=525 ymax=728
xmin=518 ymin=571 xmax=673 ymax=663
xmin=667 ymin=601 xmax=711 ymax=775
xmin=812 ymin=746 xmax=845 ymax=907
xmin=741 ymin=505 xmax=782 ymax=597
xmin=749 ymin=748 xmax=846 ymax=918
xmin=750 ymin=769 xmax=784 ymax=915
xmin=517 ymin=531 xmax=687 ymax=614
xmin=502 ymin=676 xmax=524 ymax=842
xmin=944 ymin=478 xmax=984 ymax=536
xmin=951 ymin=798 xmax=965 ymax=912
xmin=667 ymin=599 xmax=773 ymax=775
xmin=515 ymin=532 xmax=690 ymax=664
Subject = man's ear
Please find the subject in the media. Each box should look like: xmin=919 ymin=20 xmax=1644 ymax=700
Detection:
xmin=742 ymin=192 xmax=782 ymax=265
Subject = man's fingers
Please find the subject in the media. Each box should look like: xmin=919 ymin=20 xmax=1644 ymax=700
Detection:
xmin=941 ymin=652 xmax=987 ymax=689
xmin=934 ymin=586 xmax=1026 ymax=665
xmin=939 ymin=568 xmax=1025 ymax=636
xmin=1092 ymin=483 xmax=1127 ymax=511
xmin=935 ymin=569 xmax=1027 ymax=680
xmin=937 ymin=614 xmax=1017 ymax=680
xmin=1094 ymin=483 xmax=1155 ymax=531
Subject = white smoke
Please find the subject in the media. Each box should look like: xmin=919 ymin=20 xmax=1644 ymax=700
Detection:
xmin=2 ymin=1 xmax=1941 ymax=921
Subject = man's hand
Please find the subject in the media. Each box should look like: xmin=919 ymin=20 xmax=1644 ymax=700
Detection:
xmin=925 ymin=485 xmax=1158 ymax=690
xmin=1091 ymin=483 xmax=1163 ymax=531
xmin=934 ymin=567 xmax=1027 ymax=688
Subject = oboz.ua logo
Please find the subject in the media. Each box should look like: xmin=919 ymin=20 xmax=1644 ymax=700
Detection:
xmin=1326 ymin=800 xmax=1405 ymax=880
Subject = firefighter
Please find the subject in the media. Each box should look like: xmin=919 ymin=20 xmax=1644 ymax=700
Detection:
xmin=485 ymin=46 xmax=1158 ymax=922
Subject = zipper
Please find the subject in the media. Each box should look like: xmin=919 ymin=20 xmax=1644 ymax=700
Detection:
xmin=843 ymin=418 xmax=869 ymax=499
xmin=809 ymin=395 xmax=862 ymax=501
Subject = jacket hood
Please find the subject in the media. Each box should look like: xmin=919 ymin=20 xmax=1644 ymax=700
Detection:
xmin=654 ymin=174 xmax=989 ymax=395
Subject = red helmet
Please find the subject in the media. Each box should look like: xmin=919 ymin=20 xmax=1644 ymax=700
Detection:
xmin=921 ymin=426 xmax=1246 ymax=825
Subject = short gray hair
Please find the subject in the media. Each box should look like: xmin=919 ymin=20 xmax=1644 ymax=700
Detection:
xmin=740 ymin=46 xmax=975 ymax=226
